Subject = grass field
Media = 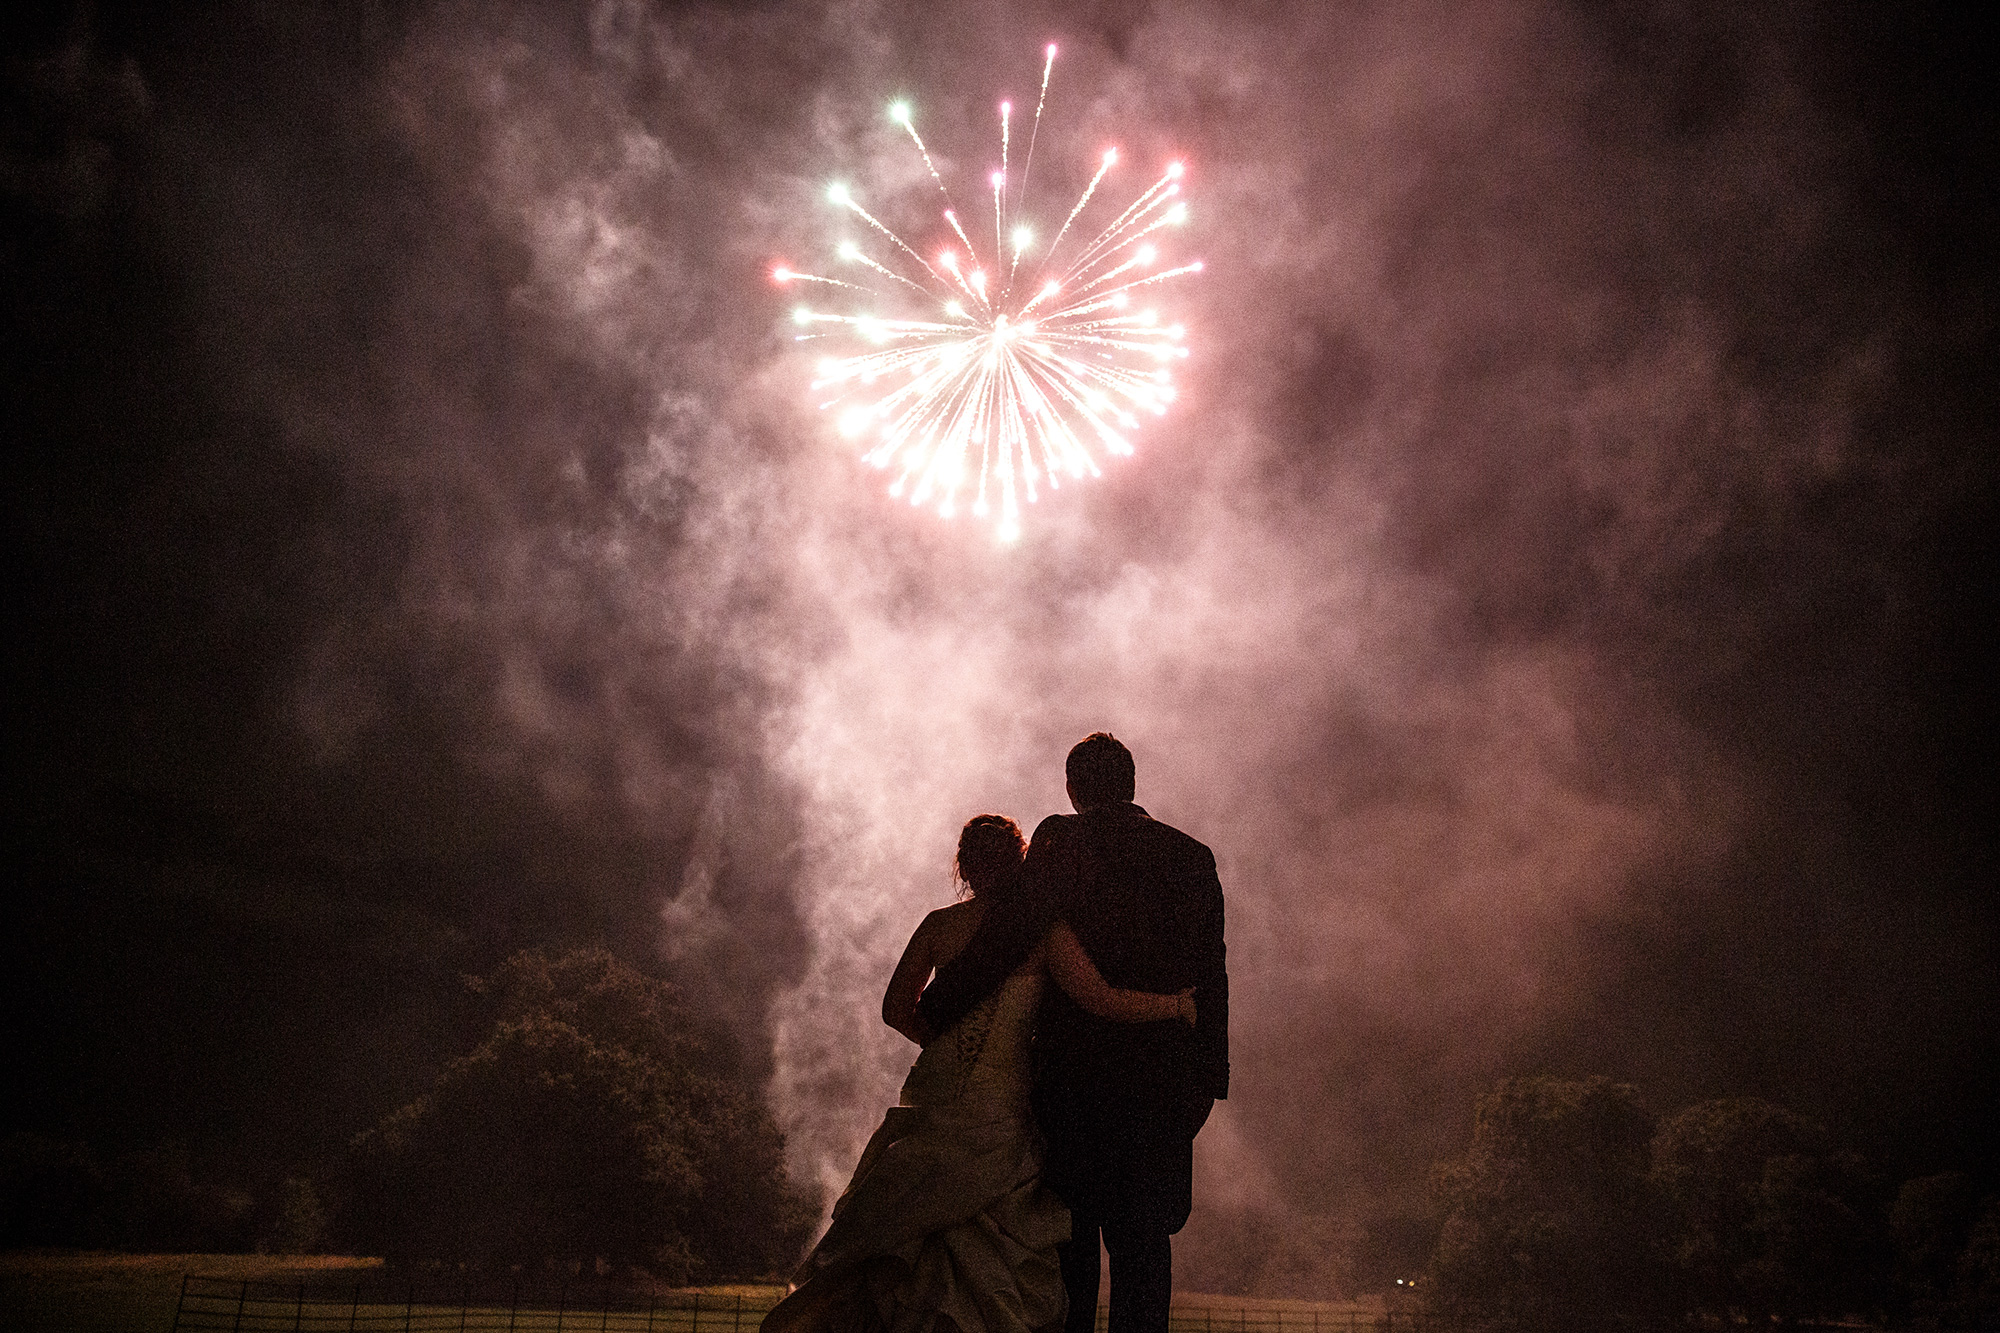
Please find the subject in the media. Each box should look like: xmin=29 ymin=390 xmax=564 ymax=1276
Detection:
xmin=0 ymin=1254 xmax=1392 ymax=1333
xmin=0 ymin=1253 xmax=383 ymax=1333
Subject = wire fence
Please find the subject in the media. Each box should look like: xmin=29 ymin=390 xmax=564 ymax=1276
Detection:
xmin=169 ymin=1277 xmax=1433 ymax=1333
xmin=1152 ymin=1307 xmax=1431 ymax=1333
xmin=169 ymin=1278 xmax=780 ymax=1333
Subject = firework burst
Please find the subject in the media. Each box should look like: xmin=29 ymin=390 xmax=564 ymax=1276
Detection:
xmin=776 ymin=45 xmax=1200 ymax=542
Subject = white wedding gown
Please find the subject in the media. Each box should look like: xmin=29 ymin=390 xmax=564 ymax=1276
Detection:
xmin=764 ymin=966 xmax=1071 ymax=1333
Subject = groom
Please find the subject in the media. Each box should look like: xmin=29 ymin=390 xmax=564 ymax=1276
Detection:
xmin=924 ymin=732 xmax=1228 ymax=1333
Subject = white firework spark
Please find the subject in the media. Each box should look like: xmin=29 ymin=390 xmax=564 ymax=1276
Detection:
xmin=776 ymin=45 xmax=1200 ymax=542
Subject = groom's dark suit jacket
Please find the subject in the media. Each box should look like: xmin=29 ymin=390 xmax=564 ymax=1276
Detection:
xmin=1028 ymin=802 xmax=1227 ymax=1230
xmin=1031 ymin=802 xmax=1229 ymax=1110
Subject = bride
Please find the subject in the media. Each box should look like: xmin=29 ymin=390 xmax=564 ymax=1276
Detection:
xmin=763 ymin=814 xmax=1196 ymax=1333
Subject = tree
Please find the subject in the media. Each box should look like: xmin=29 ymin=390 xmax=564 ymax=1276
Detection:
xmin=1891 ymin=1171 xmax=1977 ymax=1319
xmin=0 ymin=1133 xmax=256 ymax=1251
xmin=1651 ymin=1098 xmax=1879 ymax=1322
xmin=1428 ymin=1075 xmax=1666 ymax=1331
xmin=266 ymin=1177 xmax=331 ymax=1255
xmin=1959 ymin=1196 xmax=2000 ymax=1330
xmin=1 ymin=1134 xmax=106 ymax=1248
xmin=1897 ymin=1177 xmax=2000 ymax=1330
xmin=347 ymin=948 xmax=817 ymax=1277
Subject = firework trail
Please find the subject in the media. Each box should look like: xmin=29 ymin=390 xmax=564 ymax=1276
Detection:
xmin=775 ymin=44 xmax=1199 ymax=542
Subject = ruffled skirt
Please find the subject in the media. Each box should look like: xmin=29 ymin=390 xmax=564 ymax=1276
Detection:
xmin=764 ymin=1076 xmax=1070 ymax=1333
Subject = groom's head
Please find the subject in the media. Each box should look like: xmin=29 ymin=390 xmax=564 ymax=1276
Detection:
xmin=1066 ymin=732 xmax=1136 ymax=812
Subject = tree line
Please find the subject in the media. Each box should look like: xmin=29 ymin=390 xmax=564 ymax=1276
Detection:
xmin=3 ymin=948 xmax=818 ymax=1282
xmin=10 ymin=962 xmax=1998 ymax=1319
xmin=1427 ymin=1075 xmax=2000 ymax=1329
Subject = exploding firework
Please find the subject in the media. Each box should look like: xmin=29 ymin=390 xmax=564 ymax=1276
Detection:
xmin=776 ymin=45 xmax=1200 ymax=542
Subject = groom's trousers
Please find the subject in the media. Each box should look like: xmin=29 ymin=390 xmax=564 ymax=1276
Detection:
xmin=1042 ymin=1087 xmax=1207 ymax=1333
xmin=1061 ymin=1212 xmax=1172 ymax=1333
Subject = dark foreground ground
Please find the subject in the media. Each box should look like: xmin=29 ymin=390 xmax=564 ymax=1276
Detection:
xmin=0 ymin=1253 xmax=1392 ymax=1333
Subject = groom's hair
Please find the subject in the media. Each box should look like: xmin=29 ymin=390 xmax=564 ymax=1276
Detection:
xmin=1067 ymin=732 xmax=1136 ymax=806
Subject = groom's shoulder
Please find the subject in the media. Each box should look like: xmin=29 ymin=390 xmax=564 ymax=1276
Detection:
xmin=1148 ymin=819 xmax=1218 ymax=875
xmin=1095 ymin=806 xmax=1219 ymax=879
xmin=1117 ymin=805 xmax=1212 ymax=857
xmin=1028 ymin=812 xmax=1079 ymax=848
xmin=1031 ymin=811 xmax=1077 ymax=837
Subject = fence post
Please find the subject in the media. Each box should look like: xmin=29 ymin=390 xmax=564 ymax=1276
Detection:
xmin=647 ymin=1294 xmax=657 ymax=1333
xmin=735 ymin=1292 xmax=744 ymax=1333
xmin=350 ymin=1280 xmax=360 ymax=1333
xmin=693 ymin=1290 xmax=701 ymax=1333
xmin=461 ymin=1278 xmax=470 ymax=1333
xmin=509 ymin=1278 xmax=520 ymax=1333
xmin=170 ymin=1274 xmax=191 ymax=1333
xmin=405 ymin=1279 xmax=415 ymax=1333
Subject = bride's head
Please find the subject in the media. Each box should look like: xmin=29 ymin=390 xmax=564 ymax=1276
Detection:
xmin=955 ymin=814 xmax=1025 ymax=901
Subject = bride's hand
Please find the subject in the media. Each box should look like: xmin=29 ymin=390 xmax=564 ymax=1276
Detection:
xmin=1175 ymin=988 xmax=1197 ymax=1026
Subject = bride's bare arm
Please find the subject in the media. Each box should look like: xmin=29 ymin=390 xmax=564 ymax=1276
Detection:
xmin=882 ymin=916 xmax=938 ymax=1046
xmin=1047 ymin=922 xmax=1196 ymax=1026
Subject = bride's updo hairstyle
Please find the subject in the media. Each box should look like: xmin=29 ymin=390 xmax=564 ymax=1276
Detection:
xmin=955 ymin=814 xmax=1026 ymax=902
xmin=923 ymin=812 xmax=1049 ymax=1035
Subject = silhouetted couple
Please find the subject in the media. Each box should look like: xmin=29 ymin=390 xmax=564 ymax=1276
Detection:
xmin=764 ymin=733 xmax=1229 ymax=1333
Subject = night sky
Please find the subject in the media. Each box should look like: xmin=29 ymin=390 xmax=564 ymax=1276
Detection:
xmin=4 ymin=0 xmax=1995 ymax=1285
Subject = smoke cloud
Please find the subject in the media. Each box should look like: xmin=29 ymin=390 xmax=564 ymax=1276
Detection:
xmin=38 ymin=0 xmax=1987 ymax=1294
